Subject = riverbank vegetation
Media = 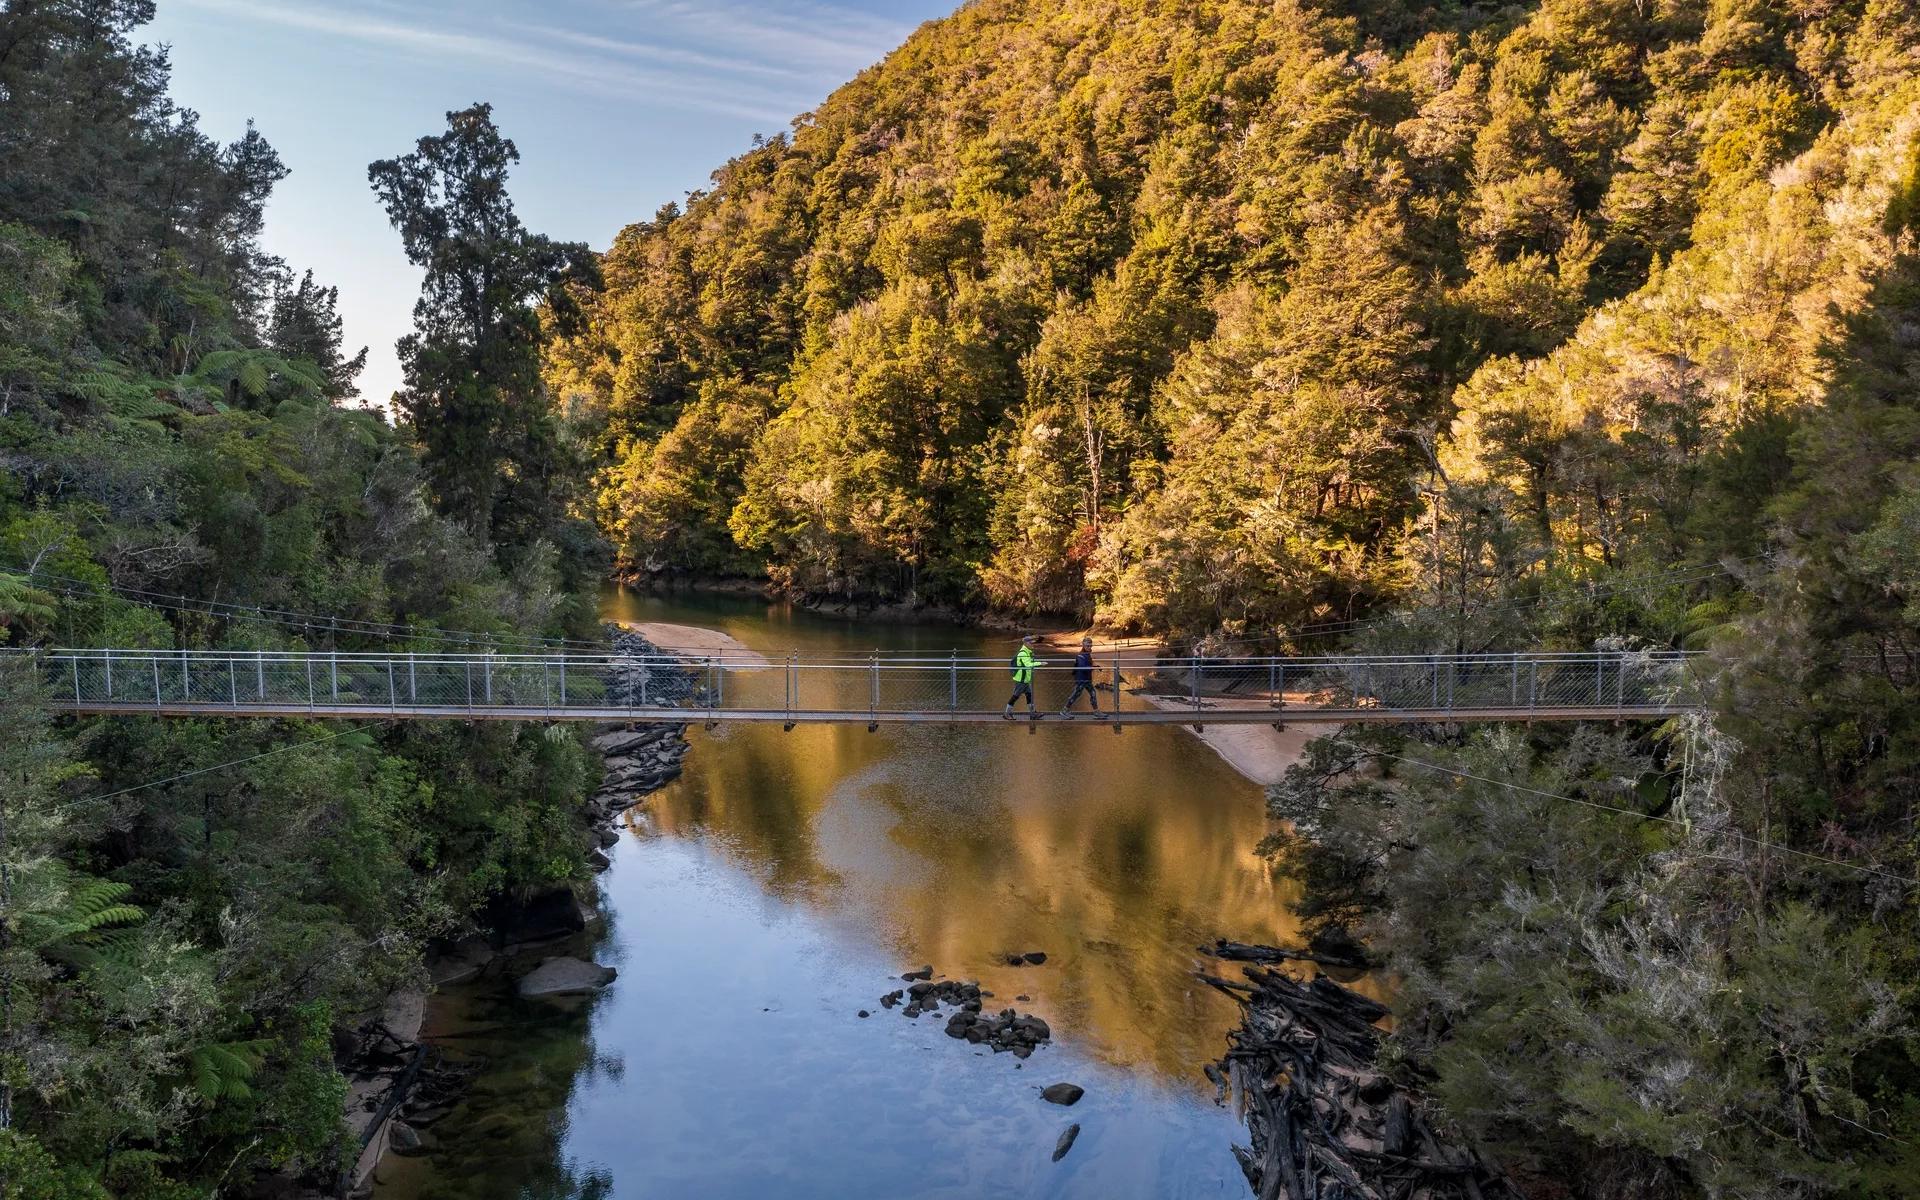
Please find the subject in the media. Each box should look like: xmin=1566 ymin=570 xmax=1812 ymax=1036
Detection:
xmin=0 ymin=5 xmax=601 ymax=1195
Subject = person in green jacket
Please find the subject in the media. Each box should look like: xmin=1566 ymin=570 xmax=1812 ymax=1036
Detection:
xmin=1003 ymin=635 xmax=1041 ymax=719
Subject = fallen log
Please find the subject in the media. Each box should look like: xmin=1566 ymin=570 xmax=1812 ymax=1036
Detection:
xmin=1206 ymin=954 xmax=1518 ymax=1200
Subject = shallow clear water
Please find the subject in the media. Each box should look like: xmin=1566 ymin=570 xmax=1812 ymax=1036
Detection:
xmin=376 ymin=588 xmax=1302 ymax=1199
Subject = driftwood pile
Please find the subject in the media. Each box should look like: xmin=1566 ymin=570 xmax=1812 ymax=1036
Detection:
xmin=1201 ymin=951 xmax=1518 ymax=1200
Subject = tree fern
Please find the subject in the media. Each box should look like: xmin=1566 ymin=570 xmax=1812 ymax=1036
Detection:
xmin=186 ymin=1039 xmax=270 ymax=1103
xmin=187 ymin=348 xmax=326 ymax=407
xmin=16 ymin=865 xmax=145 ymax=966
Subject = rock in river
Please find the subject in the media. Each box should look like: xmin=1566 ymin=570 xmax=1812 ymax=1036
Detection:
xmin=1041 ymin=1083 xmax=1084 ymax=1107
xmin=1052 ymin=1123 xmax=1080 ymax=1162
xmin=516 ymin=956 xmax=617 ymax=998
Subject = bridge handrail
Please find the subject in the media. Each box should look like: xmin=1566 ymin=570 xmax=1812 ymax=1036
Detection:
xmin=15 ymin=647 xmax=1705 ymax=668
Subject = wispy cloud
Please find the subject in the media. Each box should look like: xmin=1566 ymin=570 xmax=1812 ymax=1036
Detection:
xmin=170 ymin=0 xmax=916 ymax=124
xmin=607 ymin=0 xmax=918 ymax=74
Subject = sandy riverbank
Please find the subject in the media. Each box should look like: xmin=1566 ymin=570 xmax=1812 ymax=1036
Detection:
xmin=1135 ymin=694 xmax=1316 ymax=787
xmin=611 ymin=620 xmax=770 ymax=666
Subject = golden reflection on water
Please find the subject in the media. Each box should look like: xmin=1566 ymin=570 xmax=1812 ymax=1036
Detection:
xmin=629 ymin=689 xmax=1304 ymax=1084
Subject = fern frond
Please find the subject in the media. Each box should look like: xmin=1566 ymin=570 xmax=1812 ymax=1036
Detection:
xmin=187 ymin=1039 xmax=270 ymax=1103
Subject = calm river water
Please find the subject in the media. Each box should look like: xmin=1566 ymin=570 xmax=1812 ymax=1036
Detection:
xmin=375 ymin=588 xmax=1305 ymax=1199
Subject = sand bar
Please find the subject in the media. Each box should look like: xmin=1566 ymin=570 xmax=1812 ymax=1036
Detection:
xmin=613 ymin=621 xmax=770 ymax=666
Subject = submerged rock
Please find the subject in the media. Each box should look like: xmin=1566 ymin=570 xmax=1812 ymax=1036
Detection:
xmin=516 ymin=956 xmax=617 ymax=998
xmin=1052 ymin=1123 xmax=1080 ymax=1162
xmin=1041 ymin=1083 xmax=1084 ymax=1106
xmin=1022 ymin=951 xmax=1048 ymax=965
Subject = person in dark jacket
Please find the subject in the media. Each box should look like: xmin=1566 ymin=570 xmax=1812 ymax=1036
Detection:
xmin=1059 ymin=637 xmax=1104 ymax=718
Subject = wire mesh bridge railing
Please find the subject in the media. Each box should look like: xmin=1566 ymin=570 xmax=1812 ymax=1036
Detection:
xmin=18 ymin=647 xmax=1702 ymax=727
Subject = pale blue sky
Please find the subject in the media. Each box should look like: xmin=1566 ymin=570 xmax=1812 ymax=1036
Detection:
xmin=144 ymin=0 xmax=956 ymax=403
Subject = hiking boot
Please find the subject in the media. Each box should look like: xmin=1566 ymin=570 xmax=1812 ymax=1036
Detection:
xmin=1002 ymin=706 xmax=1014 ymax=721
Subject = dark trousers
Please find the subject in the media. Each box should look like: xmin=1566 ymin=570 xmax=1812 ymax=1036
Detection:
xmin=1006 ymin=681 xmax=1034 ymax=708
xmin=1062 ymin=682 xmax=1099 ymax=711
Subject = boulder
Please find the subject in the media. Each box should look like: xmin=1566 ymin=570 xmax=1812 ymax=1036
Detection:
xmin=381 ymin=989 xmax=426 ymax=1045
xmin=387 ymin=1120 xmax=424 ymax=1156
xmin=586 ymin=848 xmax=612 ymax=873
xmin=592 ymin=727 xmax=668 ymax=755
xmin=516 ymin=956 xmax=617 ymax=998
xmin=1041 ymin=1083 xmax=1084 ymax=1107
xmin=1022 ymin=951 xmax=1048 ymax=965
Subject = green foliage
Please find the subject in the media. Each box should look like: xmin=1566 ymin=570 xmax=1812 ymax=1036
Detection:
xmin=185 ymin=1040 xmax=268 ymax=1104
xmin=368 ymin=103 xmax=601 ymax=549
xmin=0 ymin=15 xmax=607 ymax=1198
xmin=553 ymin=0 xmax=1895 ymax=638
xmin=0 ymin=1130 xmax=111 ymax=1200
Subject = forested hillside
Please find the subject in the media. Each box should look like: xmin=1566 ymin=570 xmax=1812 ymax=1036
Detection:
xmin=0 ymin=5 xmax=600 ymax=1195
xmin=551 ymin=0 xmax=1920 ymax=1195
xmin=552 ymin=0 xmax=1920 ymax=638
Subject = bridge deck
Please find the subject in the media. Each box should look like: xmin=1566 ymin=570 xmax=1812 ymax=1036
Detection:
xmin=14 ymin=646 xmax=1702 ymax=726
xmin=52 ymin=701 xmax=1688 ymax=724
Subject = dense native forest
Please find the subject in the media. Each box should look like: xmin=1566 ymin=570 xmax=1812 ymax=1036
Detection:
xmin=0 ymin=3 xmax=603 ymax=1196
xmin=2 ymin=0 xmax=1920 ymax=1196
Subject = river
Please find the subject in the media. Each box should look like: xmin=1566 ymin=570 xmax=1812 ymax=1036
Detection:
xmin=374 ymin=588 xmax=1311 ymax=1199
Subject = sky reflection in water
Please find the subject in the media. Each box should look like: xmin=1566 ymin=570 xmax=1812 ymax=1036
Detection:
xmin=379 ymin=588 xmax=1298 ymax=1199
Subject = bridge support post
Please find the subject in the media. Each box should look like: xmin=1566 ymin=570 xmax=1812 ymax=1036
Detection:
xmin=256 ymin=649 xmax=265 ymax=701
xmin=484 ymin=655 xmax=492 ymax=705
xmin=71 ymin=655 xmax=80 ymax=706
xmin=330 ymin=652 xmax=338 ymax=702
xmin=869 ymin=654 xmax=878 ymax=730
xmin=410 ymin=653 xmax=417 ymax=704
xmin=388 ymin=662 xmax=397 ymax=711
xmin=181 ymin=648 xmax=190 ymax=701
xmin=560 ymin=653 xmax=567 ymax=706
xmin=949 ymin=652 xmax=957 ymax=712
xmin=228 ymin=657 xmax=237 ymax=707
xmin=306 ymin=657 xmax=314 ymax=711
xmin=104 ymin=650 xmax=112 ymax=701
xmin=151 ymin=656 xmax=161 ymax=709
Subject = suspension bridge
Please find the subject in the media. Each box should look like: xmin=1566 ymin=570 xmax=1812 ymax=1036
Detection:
xmin=11 ymin=647 xmax=1700 ymax=728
